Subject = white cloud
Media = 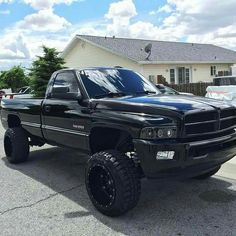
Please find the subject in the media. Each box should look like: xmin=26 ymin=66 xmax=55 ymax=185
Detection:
xmin=0 ymin=0 xmax=82 ymax=70
xmin=0 ymin=0 xmax=13 ymax=3
xmin=158 ymin=4 xmax=173 ymax=13
xmin=1 ymin=0 xmax=236 ymax=71
xmin=23 ymin=0 xmax=53 ymax=10
xmin=104 ymin=0 xmax=236 ymax=50
xmin=105 ymin=0 xmax=137 ymax=36
xmin=0 ymin=30 xmax=70 ymax=70
xmin=72 ymin=20 xmax=107 ymax=36
xmin=159 ymin=0 xmax=236 ymax=48
xmin=23 ymin=0 xmax=83 ymax=10
xmin=0 ymin=0 xmax=81 ymax=70
xmin=187 ymin=23 xmax=236 ymax=50
xmin=105 ymin=0 xmax=137 ymax=20
xmin=164 ymin=0 xmax=236 ymax=33
xmin=149 ymin=4 xmax=173 ymax=15
xmin=104 ymin=0 xmax=183 ymax=41
xmin=17 ymin=9 xmax=71 ymax=32
xmin=0 ymin=34 xmax=30 ymax=60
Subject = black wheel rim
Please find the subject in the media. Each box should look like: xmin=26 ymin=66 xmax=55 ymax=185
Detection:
xmin=4 ymin=136 xmax=12 ymax=157
xmin=88 ymin=164 xmax=116 ymax=207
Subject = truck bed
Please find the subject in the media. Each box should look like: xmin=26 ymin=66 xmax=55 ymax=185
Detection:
xmin=1 ymin=98 xmax=44 ymax=138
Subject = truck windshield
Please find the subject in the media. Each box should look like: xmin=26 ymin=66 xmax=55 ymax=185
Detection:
xmin=80 ymin=68 xmax=159 ymax=98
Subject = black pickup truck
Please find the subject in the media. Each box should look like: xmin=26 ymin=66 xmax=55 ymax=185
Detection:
xmin=1 ymin=67 xmax=236 ymax=216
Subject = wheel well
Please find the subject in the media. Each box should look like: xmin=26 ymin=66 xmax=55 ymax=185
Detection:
xmin=8 ymin=115 xmax=21 ymax=128
xmin=90 ymin=127 xmax=133 ymax=154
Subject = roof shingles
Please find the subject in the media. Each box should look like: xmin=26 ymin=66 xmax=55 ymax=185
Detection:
xmin=77 ymin=35 xmax=236 ymax=63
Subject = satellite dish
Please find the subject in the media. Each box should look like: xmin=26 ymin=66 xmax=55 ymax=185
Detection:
xmin=144 ymin=43 xmax=152 ymax=60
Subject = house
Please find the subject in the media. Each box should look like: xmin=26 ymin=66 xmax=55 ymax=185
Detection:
xmin=62 ymin=35 xmax=236 ymax=84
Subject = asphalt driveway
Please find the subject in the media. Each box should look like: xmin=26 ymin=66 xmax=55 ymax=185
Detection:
xmin=0 ymin=124 xmax=236 ymax=236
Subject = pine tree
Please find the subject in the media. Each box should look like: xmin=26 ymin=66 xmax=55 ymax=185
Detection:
xmin=30 ymin=46 xmax=65 ymax=97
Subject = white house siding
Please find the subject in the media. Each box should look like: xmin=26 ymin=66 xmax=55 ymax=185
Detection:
xmin=64 ymin=39 xmax=141 ymax=72
xmin=142 ymin=64 xmax=169 ymax=83
xmin=63 ymin=40 xmax=233 ymax=84
xmin=191 ymin=64 xmax=232 ymax=83
xmin=143 ymin=64 xmax=194 ymax=84
xmin=143 ymin=63 xmax=233 ymax=84
xmin=143 ymin=64 xmax=192 ymax=84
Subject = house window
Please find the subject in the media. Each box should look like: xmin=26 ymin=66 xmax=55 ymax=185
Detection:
xmin=176 ymin=67 xmax=191 ymax=84
xmin=148 ymin=75 xmax=155 ymax=83
xmin=170 ymin=69 xmax=175 ymax=84
xmin=185 ymin=68 xmax=190 ymax=84
xmin=211 ymin=66 xmax=216 ymax=76
xmin=178 ymin=67 xmax=185 ymax=84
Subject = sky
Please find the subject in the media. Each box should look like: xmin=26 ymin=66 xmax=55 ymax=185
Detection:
xmin=0 ymin=0 xmax=236 ymax=70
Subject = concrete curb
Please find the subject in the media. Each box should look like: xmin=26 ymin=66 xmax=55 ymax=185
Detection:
xmin=217 ymin=162 xmax=236 ymax=180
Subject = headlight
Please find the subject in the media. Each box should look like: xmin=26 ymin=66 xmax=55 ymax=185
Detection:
xmin=140 ymin=126 xmax=177 ymax=140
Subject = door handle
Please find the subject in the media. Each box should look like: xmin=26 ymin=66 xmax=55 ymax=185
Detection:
xmin=44 ymin=105 xmax=51 ymax=112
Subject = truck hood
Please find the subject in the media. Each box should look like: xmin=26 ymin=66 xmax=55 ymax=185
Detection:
xmin=93 ymin=94 xmax=232 ymax=115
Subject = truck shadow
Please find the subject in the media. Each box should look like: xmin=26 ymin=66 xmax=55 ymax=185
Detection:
xmin=2 ymin=146 xmax=236 ymax=235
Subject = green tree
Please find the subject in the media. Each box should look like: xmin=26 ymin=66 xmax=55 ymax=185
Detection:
xmin=30 ymin=46 xmax=65 ymax=97
xmin=0 ymin=66 xmax=29 ymax=92
xmin=0 ymin=71 xmax=7 ymax=89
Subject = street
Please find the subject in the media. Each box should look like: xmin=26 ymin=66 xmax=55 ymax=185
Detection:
xmin=0 ymin=124 xmax=235 ymax=236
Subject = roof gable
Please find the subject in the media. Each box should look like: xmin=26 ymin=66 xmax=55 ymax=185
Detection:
xmin=64 ymin=35 xmax=236 ymax=64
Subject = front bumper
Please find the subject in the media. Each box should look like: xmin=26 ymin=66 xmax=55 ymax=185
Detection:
xmin=133 ymin=132 xmax=236 ymax=179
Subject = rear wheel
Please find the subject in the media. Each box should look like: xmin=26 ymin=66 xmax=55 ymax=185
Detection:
xmin=192 ymin=166 xmax=221 ymax=180
xmin=4 ymin=127 xmax=29 ymax=164
xmin=85 ymin=150 xmax=141 ymax=216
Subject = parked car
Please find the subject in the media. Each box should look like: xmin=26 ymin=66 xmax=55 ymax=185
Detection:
xmin=206 ymin=76 xmax=236 ymax=106
xmin=4 ymin=86 xmax=33 ymax=99
xmin=0 ymin=89 xmax=12 ymax=101
xmin=156 ymin=84 xmax=193 ymax=96
xmin=213 ymin=75 xmax=236 ymax=86
xmin=0 ymin=90 xmax=6 ymax=101
xmin=1 ymin=68 xmax=236 ymax=216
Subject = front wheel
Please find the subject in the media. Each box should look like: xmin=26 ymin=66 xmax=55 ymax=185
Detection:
xmin=192 ymin=166 xmax=221 ymax=180
xmin=4 ymin=127 xmax=29 ymax=164
xmin=85 ymin=150 xmax=141 ymax=217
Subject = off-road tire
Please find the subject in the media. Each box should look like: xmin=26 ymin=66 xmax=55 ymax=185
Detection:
xmin=4 ymin=128 xmax=29 ymax=164
xmin=85 ymin=150 xmax=141 ymax=217
xmin=192 ymin=166 xmax=221 ymax=180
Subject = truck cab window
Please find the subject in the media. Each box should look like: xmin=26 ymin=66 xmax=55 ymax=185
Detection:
xmin=53 ymin=72 xmax=79 ymax=93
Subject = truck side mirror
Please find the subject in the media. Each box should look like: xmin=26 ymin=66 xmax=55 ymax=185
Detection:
xmin=51 ymin=86 xmax=82 ymax=100
xmin=52 ymin=86 xmax=69 ymax=94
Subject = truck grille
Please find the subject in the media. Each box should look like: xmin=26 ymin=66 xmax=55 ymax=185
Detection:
xmin=184 ymin=108 xmax=236 ymax=137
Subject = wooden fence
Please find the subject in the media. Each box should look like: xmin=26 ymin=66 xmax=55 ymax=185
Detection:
xmin=168 ymin=83 xmax=213 ymax=96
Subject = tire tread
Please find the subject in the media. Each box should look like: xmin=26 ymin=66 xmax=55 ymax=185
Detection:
xmin=86 ymin=150 xmax=141 ymax=216
xmin=4 ymin=127 xmax=29 ymax=164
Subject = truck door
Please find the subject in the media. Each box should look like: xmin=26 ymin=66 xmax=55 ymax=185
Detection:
xmin=42 ymin=71 xmax=89 ymax=152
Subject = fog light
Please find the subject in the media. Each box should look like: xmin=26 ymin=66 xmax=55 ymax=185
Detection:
xmin=156 ymin=151 xmax=175 ymax=160
xmin=157 ymin=129 xmax=164 ymax=138
xmin=166 ymin=129 xmax=173 ymax=138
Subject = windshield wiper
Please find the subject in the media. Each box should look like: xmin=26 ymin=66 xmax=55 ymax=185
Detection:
xmin=135 ymin=90 xmax=157 ymax=95
xmin=94 ymin=92 xmax=127 ymax=99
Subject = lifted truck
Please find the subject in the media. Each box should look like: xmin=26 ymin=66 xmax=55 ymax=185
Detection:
xmin=1 ymin=67 xmax=236 ymax=216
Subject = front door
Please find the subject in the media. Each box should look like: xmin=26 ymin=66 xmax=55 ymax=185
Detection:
xmin=42 ymin=71 xmax=90 ymax=152
xmin=177 ymin=67 xmax=191 ymax=84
